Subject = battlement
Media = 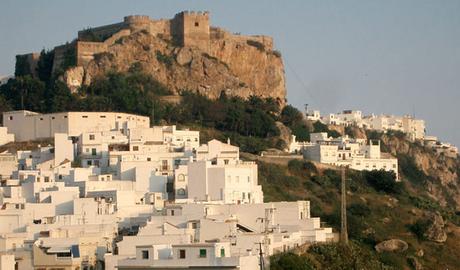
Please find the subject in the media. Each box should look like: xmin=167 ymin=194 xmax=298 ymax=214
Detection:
xmin=176 ymin=10 xmax=210 ymax=18
xmin=124 ymin=15 xmax=151 ymax=24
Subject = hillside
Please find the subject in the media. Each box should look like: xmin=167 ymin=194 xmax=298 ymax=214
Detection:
xmin=249 ymin=125 xmax=460 ymax=270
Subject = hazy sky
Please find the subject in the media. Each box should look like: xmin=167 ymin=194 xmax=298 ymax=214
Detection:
xmin=1 ymin=0 xmax=459 ymax=146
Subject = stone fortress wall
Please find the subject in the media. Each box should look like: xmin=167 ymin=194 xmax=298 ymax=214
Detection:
xmin=44 ymin=11 xmax=274 ymax=73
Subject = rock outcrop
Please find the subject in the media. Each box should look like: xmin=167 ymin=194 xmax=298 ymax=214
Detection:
xmin=424 ymin=212 xmax=447 ymax=243
xmin=375 ymin=239 xmax=408 ymax=253
xmin=55 ymin=12 xmax=286 ymax=104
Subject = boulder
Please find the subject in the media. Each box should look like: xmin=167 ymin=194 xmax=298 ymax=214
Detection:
xmin=375 ymin=239 xmax=408 ymax=253
xmin=62 ymin=66 xmax=84 ymax=93
xmin=176 ymin=47 xmax=193 ymax=66
xmin=424 ymin=212 xmax=447 ymax=243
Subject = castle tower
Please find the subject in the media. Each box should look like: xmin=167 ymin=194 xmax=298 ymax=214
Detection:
xmin=124 ymin=15 xmax=151 ymax=33
xmin=172 ymin=11 xmax=210 ymax=52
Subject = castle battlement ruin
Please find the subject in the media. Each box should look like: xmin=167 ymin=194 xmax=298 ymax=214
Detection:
xmin=30 ymin=11 xmax=272 ymax=73
xmin=16 ymin=11 xmax=285 ymax=104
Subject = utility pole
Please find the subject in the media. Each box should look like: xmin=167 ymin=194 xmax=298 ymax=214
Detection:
xmin=258 ymin=242 xmax=265 ymax=270
xmin=340 ymin=166 xmax=348 ymax=245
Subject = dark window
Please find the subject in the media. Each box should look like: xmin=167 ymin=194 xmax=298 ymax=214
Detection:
xmin=199 ymin=249 xmax=207 ymax=258
xmin=133 ymin=146 xmax=139 ymax=151
xmin=220 ymin=248 xmax=225 ymax=257
xmin=9 ymin=116 xmax=13 ymax=120
xmin=91 ymin=148 xmax=97 ymax=156
xmin=141 ymin=250 xmax=149 ymax=259
xmin=179 ymin=249 xmax=186 ymax=259
xmin=195 ymin=22 xmax=199 ymax=27
xmin=89 ymin=135 xmax=95 ymax=140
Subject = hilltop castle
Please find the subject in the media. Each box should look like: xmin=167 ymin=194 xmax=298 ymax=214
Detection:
xmin=34 ymin=11 xmax=270 ymax=73
xmin=16 ymin=11 xmax=285 ymax=104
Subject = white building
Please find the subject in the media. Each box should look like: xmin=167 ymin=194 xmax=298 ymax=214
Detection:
xmin=116 ymin=242 xmax=259 ymax=270
xmin=0 ymin=127 xmax=14 ymax=146
xmin=0 ymin=112 xmax=336 ymax=270
xmin=2 ymin=110 xmax=150 ymax=141
xmin=302 ymin=133 xmax=399 ymax=179
xmin=323 ymin=110 xmax=363 ymax=127
xmin=306 ymin=108 xmax=427 ymax=141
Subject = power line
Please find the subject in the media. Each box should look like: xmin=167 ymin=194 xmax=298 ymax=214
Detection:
xmin=284 ymin=58 xmax=317 ymax=106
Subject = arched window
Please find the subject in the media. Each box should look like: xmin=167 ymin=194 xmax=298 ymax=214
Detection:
xmin=177 ymin=188 xmax=186 ymax=196
xmin=177 ymin=174 xmax=185 ymax=182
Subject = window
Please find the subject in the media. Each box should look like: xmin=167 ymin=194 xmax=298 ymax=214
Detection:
xmin=177 ymin=174 xmax=185 ymax=182
xmin=87 ymin=160 xmax=92 ymax=166
xmin=224 ymin=159 xmax=229 ymax=165
xmin=9 ymin=116 xmax=13 ymax=120
xmin=91 ymin=148 xmax=97 ymax=156
xmin=220 ymin=248 xmax=225 ymax=257
xmin=82 ymin=115 xmax=88 ymax=118
xmin=37 ymin=177 xmax=40 ymax=182
xmin=44 ymin=176 xmax=50 ymax=183
xmin=39 ymin=118 xmax=43 ymax=121
xmin=141 ymin=250 xmax=149 ymax=260
xmin=179 ymin=249 xmax=186 ymax=259
xmin=89 ymin=135 xmax=95 ymax=140
xmin=100 ymin=115 xmax=106 ymax=118
xmin=199 ymin=249 xmax=207 ymax=258
xmin=162 ymin=160 xmax=168 ymax=171
xmin=51 ymin=117 xmax=55 ymax=120
xmin=177 ymin=188 xmax=186 ymax=196
xmin=147 ymin=157 xmax=151 ymax=162
xmin=133 ymin=146 xmax=139 ymax=151
xmin=195 ymin=22 xmax=199 ymax=27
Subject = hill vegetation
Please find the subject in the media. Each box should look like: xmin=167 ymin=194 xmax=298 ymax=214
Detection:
xmin=254 ymin=156 xmax=460 ymax=269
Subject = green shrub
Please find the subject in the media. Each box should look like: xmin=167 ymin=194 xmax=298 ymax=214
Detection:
xmin=270 ymin=252 xmax=314 ymax=270
xmin=409 ymin=218 xmax=431 ymax=240
xmin=364 ymin=170 xmax=402 ymax=194
xmin=308 ymin=242 xmax=388 ymax=270
xmin=312 ymin=121 xmax=341 ymax=138
xmin=156 ymin=50 xmax=174 ymax=67
xmin=348 ymin=203 xmax=371 ymax=217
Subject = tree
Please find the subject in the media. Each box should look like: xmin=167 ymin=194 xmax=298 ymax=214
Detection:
xmin=1 ymin=76 xmax=46 ymax=111
xmin=36 ymin=49 xmax=55 ymax=83
xmin=364 ymin=170 xmax=400 ymax=193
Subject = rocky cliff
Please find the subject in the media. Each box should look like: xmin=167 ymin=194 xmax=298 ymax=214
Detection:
xmin=63 ymin=30 xmax=286 ymax=104
xmin=344 ymin=126 xmax=460 ymax=210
